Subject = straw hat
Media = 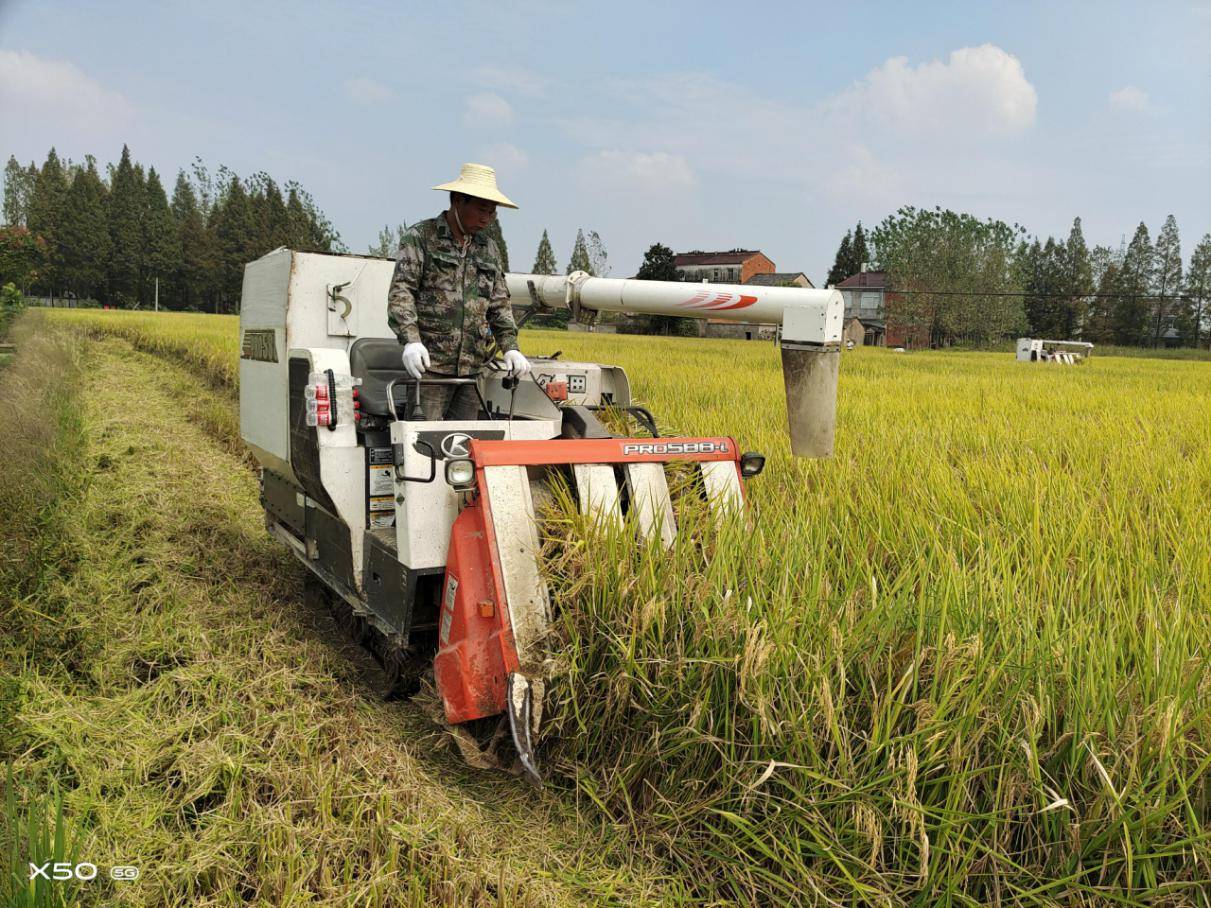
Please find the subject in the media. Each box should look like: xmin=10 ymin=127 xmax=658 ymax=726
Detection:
xmin=432 ymin=162 xmax=518 ymax=209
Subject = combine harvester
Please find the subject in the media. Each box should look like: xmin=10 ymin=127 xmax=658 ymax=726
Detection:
xmin=239 ymin=251 xmax=842 ymax=781
xmin=1016 ymin=337 xmax=1094 ymax=364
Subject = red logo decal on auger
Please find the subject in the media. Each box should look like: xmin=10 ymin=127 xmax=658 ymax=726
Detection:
xmin=677 ymin=292 xmax=758 ymax=311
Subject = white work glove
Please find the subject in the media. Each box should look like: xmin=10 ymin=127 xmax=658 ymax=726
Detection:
xmin=402 ymin=342 xmax=430 ymax=380
xmin=503 ymin=349 xmax=530 ymax=378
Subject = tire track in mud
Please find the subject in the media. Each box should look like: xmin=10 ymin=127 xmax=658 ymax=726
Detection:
xmin=32 ymin=334 xmax=682 ymax=907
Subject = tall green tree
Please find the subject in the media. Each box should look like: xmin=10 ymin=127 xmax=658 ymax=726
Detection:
xmin=1021 ymin=224 xmax=1090 ymax=340
xmin=212 ymin=176 xmax=257 ymax=312
xmin=27 ymin=148 xmax=70 ymax=294
xmin=531 ymin=229 xmax=557 ymax=274
xmin=851 ymin=222 xmax=869 ymax=272
xmin=1183 ymin=233 xmax=1211 ymax=348
xmin=171 ymin=171 xmax=212 ymax=310
xmin=3 ymin=157 xmax=21 ymax=225
xmin=368 ymin=223 xmax=407 ymax=258
xmin=1150 ymin=214 xmax=1182 ymax=347
xmin=1084 ymin=244 xmax=1119 ymax=344
xmin=0 ymin=227 xmax=48 ymax=292
xmin=283 ymin=182 xmax=342 ymax=253
xmin=1021 ymin=238 xmax=1061 ymax=337
xmin=1117 ymin=222 xmax=1154 ymax=345
xmin=484 ymin=219 xmax=509 ymax=271
xmin=58 ymin=157 xmax=110 ymax=300
xmin=635 ymin=242 xmax=694 ymax=335
xmin=285 ymin=186 xmax=310 ymax=250
xmin=635 ymin=242 xmax=679 ymax=281
xmin=586 ymin=230 xmax=608 ymax=277
xmin=522 ymin=230 xmax=568 ymax=328
xmin=824 ymin=230 xmax=852 ymax=286
xmin=1094 ymin=259 xmax=1132 ymax=344
xmin=107 ymin=145 xmax=144 ymax=305
xmin=143 ymin=167 xmax=180 ymax=307
xmin=246 ymin=173 xmax=290 ymax=252
xmin=1060 ymin=217 xmax=1093 ymax=337
xmin=567 ymin=229 xmax=592 ymax=275
xmin=3 ymin=157 xmax=37 ymax=227
xmin=872 ymin=206 xmax=1026 ymax=346
xmin=825 ymin=222 xmax=871 ymax=286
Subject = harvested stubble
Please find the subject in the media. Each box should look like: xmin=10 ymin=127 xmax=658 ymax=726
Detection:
xmin=44 ymin=309 xmax=1211 ymax=905
xmin=3 ymin=321 xmax=680 ymax=907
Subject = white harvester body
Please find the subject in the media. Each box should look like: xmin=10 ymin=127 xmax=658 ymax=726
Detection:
xmin=239 ymin=247 xmax=843 ymax=781
xmin=1016 ymin=337 xmax=1094 ymax=364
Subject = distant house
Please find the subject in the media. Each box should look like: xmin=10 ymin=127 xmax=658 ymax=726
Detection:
xmin=743 ymin=271 xmax=814 ymax=289
xmin=836 ymin=269 xmax=889 ymax=346
xmin=835 ymin=269 xmax=931 ymax=348
xmin=673 ymin=249 xmax=775 ymax=284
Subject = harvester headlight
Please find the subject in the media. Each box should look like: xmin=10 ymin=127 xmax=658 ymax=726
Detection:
xmin=445 ymin=459 xmax=476 ymax=488
xmin=739 ymin=452 xmax=766 ymax=478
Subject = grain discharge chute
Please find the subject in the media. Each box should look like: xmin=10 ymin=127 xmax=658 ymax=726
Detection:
xmin=240 ymin=250 xmax=842 ymax=782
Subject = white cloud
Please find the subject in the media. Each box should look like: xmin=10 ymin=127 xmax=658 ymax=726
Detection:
xmin=830 ymin=44 xmax=1037 ymax=136
xmin=0 ymin=49 xmax=134 ymax=134
xmin=477 ymin=142 xmax=528 ymax=171
xmin=1108 ymin=85 xmax=1150 ymax=112
xmin=821 ymin=144 xmax=902 ymax=205
xmin=344 ymin=76 xmax=392 ymax=104
xmin=555 ymin=44 xmax=1036 ymax=224
xmin=463 ymin=92 xmax=514 ymax=127
xmin=472 ymin=65 xmax=544 ymax=97
xmin=578 ymin=150 xmax=697 ymax=193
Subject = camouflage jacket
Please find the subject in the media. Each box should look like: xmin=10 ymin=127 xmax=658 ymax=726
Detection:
xmin=386 ymin=213 xmax=519 ymax=376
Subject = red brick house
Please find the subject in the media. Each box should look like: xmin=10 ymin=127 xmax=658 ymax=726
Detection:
xmin=673 ymin=250 xmax=775 ymax=285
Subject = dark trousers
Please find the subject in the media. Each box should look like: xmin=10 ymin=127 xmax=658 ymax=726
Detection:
xmin=417 ymin=381 xmax=481 ymax=421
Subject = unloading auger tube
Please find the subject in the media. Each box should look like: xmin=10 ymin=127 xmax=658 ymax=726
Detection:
xmin=507 ymin=271 xmax=844 ymax=458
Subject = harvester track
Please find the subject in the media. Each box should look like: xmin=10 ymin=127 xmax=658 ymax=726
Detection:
xmin=303 ymin=572 xmax=429 ymax=701
xmin=305 ymin=571 xmax=519 ymax=773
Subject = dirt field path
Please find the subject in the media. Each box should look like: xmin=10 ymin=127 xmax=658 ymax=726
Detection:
xmin=22 ymin=335 xmax=682 ymax=906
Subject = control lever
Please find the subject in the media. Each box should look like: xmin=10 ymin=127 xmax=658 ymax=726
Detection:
xmin=503 ymin=374 xmax=519 ymax=422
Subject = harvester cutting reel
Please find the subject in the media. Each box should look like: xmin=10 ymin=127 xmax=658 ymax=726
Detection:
xmin=429 ymin=411 xmax=766 ymax=784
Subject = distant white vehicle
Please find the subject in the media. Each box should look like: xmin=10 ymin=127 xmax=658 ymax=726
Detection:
xmin=1016 ymin=338 xmax=1093 ymax=365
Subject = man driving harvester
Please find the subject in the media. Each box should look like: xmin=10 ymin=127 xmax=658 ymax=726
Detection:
xmin=386 ymin=162 xmax=530 ymax=420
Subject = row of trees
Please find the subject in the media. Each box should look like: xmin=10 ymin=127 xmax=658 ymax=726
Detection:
xmin=824 ymin=222 xmax=870 ymax=287
xmin=827 ymin=207 xmax=1210 ymax=348
xmin=1017 ymin=215 xmax=1207 ymax=347
xmin=2 ymin=147 xmax=343 ymax=311
xmin=526 ymin=227 xmax=609 ymax=279
xmin=519 ymin=228 xmax=610 ymax=328
xmin=870 ymin=207 xmax=1028 ymax=346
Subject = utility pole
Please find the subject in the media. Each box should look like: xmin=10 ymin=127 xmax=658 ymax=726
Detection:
xmin=154 ymin=277 xmax=159 ymax=312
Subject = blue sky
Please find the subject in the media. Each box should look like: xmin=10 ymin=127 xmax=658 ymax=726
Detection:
xmin=1 ymin=0 xmax=1208 ymax=283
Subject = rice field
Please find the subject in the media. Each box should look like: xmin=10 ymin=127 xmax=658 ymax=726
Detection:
xmin=11 ymin=308 xmax=1211 ymax=905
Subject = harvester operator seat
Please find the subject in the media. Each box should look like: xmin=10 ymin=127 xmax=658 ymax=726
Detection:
xmin=348 ymin=337 xmax=416 ymax=419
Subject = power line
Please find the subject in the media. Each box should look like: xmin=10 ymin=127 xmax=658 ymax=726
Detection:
xmin=874 ymin=289 xmax=1191 ymax=300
